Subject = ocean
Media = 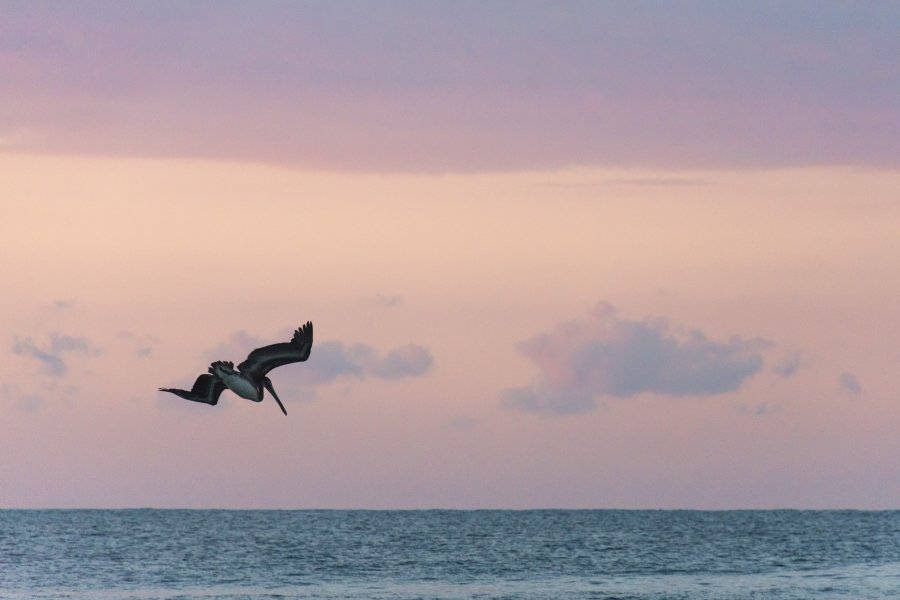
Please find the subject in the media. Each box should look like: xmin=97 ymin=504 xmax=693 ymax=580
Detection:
xmin=1 ymin=510 xmax=897 ymax=599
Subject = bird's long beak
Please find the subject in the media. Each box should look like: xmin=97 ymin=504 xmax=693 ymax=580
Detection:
xmin=263 ymin=379 xmax=287 ymax=416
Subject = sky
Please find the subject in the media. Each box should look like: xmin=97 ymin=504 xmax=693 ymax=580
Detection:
xmin=1 ymin=2 xmax=898 ymax=509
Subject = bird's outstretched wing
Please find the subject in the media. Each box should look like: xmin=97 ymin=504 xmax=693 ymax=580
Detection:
xmin=159 ymin=373 xmax=227 ymax=405
xmin=237 ymin=321 xmax=313 ymax=380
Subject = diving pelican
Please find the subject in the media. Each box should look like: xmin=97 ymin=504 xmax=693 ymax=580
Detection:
xmin=159 ymin=321 xmax=313 ymax=415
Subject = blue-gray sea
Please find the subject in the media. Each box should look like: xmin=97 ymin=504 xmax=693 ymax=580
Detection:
xmin=1 ymin=510 xmax=898 ymax=599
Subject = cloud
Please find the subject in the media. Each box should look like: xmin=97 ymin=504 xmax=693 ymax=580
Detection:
xmin=370 ymin=345 xmax=433 ymax=379
xmin=297 ymin=341 xmax=371 ymax=385
xmin=738 ymin=402 xmax=781 ymax=418
xmin=12 ymin=333 xmax=98 ymax=377
xmin=202 ymin=331 xmax=265 ymax=362
xmin=1 ymin=4 xmax=896 ymax=171
xmin=448 ymin=416 xmax=478 ymax=430
xmin=117 ymin=330 xmax=159 ymax=358
xmin=300 ymin=341 xmax=433 ymax=385
xmin=1 ymin=380 xmax=79 ymax=412
xmin=0 ymin=383 xmax=46 ymax=412
xmin=502 ymin=302 xmax=769 ymax=415
xmin=375 ymin=294 xmax=403 ymax=308
xmin=603 ymin=177 xmax=711 ymax=188
xmin=838 ymin=372 xmax=861 ymax=395
xmin=772 ymin=353 xmax=804 ymax=377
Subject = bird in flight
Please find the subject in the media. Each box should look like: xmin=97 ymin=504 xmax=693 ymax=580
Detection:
xmin=159 ymin=322 xmax=313 ymax=415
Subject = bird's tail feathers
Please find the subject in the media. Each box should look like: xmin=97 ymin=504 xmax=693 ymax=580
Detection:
xmin=208 ymin=360 xmax=234 ymax=375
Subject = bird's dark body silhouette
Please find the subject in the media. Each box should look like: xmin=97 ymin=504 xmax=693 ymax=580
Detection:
xmin=159 ymin=322 xmax=313 ymax=415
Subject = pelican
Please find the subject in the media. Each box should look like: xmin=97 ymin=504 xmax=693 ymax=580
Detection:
xmin=159 ymin=322 xmax=313 ymax=415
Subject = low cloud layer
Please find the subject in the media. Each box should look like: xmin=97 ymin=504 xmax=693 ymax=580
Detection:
xmin=1 ymin=4 xmax=895 ymax=171
xmin=12 ymin=333 xmax=98 ymax=377
xmin=503 ymin=302 xmax=768 ymax=415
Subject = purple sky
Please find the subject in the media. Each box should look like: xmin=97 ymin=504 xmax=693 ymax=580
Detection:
xmin=2 ymin=1 xmax=897 ymax=171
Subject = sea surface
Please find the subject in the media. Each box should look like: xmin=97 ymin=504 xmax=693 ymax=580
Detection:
xmin=1 ymin=510 xmax=898 ymax=599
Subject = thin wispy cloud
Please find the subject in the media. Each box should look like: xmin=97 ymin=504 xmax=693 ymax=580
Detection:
xmin=202 ymin=331 xmax=265 ymax=363
xmin=772 ymin=353 xmax=804 ymax=377
xmin=12 ymin=333 xmax=99 ymax=377
xmin=0 ymin=383 xmax=46 ymax=412
xmin=300 ymin=341 xmax=433 ymax=385
xmin=603 ymin=177 xmax=711 ymax=188
xmin=503 ymin=302 xmax=769 ymax=415
xmin=375 ymin=294 xmax=403 ymax=308
xmin=537 ymin=177 xmax=711 ymax=190
xmin=738 ymin=402 xmax=780 ymax=418
xmin=118 ymin=330 xmax=159 ymax=358
xmin=370 ymin=344 xmax=433 ymax=379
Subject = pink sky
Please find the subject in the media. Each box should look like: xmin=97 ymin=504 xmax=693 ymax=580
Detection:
xmin=1 ymin=3 xmax=898 ymax=508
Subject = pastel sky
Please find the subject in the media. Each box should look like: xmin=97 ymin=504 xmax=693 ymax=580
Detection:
xmin=1 ymin=2 xmax=898 ymax=509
